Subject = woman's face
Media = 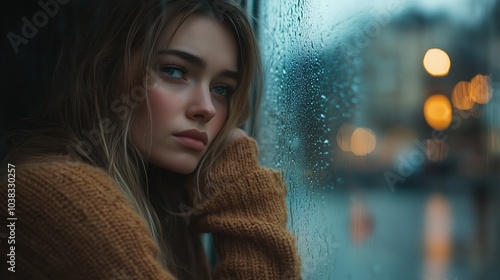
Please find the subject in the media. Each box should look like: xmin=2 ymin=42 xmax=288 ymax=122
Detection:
xmin=131 ymin=14 xmax=238 ymax=174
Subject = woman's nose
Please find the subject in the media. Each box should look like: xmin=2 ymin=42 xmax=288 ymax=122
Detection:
xmin=186 ymin=84 xmax=217 ymax=122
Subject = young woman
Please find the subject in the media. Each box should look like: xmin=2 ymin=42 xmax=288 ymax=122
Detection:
xmin=0 ymin=0 xmax=301 ymax=279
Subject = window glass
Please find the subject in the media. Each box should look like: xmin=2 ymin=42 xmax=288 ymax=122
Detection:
xmin=256 ymin=0 xmax=500 ymax=279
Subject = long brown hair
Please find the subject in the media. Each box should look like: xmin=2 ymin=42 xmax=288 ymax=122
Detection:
xmin=2 ymin=0 xmax=262 ymax=277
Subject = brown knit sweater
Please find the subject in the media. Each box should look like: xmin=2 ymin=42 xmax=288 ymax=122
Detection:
xmin=0 ymin=137 xmax=301 ymax=279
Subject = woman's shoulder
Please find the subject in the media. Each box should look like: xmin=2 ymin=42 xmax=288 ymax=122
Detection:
xmin=1 ymin=154 xmax=153 ymax=251
xmin=0 ymin=156 xmax=170 ymax=279
xmin=3 ymin=155 xmax=131 ymax=211
xmin=15 ymin=155 xmax=116 ymax=188
xmin=16 ymin=155 xmax=111 ymax=180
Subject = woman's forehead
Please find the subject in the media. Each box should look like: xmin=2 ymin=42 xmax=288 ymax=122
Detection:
xmin=157 ymin=13 xmax=238 ymax=71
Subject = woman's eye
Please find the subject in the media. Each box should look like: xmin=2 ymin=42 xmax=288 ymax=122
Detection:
xmin=160 ymin=66 xmax=186 ymax=79
xmin=211 ymin=86 xmax=231 ymax=97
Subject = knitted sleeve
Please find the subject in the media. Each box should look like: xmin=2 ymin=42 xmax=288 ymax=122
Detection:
xmin=187 ymin=137 xmax=302 ymax=280
xmin=0 ymin=160 xmax=175 ymax=280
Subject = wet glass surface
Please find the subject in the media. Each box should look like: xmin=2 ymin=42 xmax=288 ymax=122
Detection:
xmin=255 ymin=0 xmax=500 ymax=279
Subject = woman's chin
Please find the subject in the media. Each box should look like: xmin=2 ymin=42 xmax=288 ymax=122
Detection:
xmin=171 ymin=167 xmax=196 ymax=175
xmin=152 ymin=159 xmax=198 ymax=175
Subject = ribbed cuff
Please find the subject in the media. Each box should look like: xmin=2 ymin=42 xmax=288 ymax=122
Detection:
xmin=186 ymin=137 xmax=288 ymax=225
xmin=206 ymin=137 xmax=260 ymax=186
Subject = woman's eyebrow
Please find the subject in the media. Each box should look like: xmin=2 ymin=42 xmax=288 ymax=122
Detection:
xmin=158 ymin=49 xmax=239 ymax=82
xmin=219 ymin=70 xmax=239 ymax=82
xmin=158 ymin=49 xmax=206 ymax=68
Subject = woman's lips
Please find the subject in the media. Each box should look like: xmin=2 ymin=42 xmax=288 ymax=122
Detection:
xmin=173 ymin=129 xmax=208 ymax=151
xmin=174 ymin=135 xmax=205 ymax=151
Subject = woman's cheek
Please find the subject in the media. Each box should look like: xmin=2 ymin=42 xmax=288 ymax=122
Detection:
xmin=148 ymin=85 xmax=177 ymax=121
xmin=213 ymin=104 xmax=228 ymax=134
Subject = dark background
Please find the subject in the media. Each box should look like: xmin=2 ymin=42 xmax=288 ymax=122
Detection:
xmin=1 ymin=1 xmax=85 ymax=127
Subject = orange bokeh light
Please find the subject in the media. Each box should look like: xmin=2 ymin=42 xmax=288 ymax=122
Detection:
xmin=423 ymin=94 xmax=452 ymax=130
xmin=336 ymin=124 xmax=356 ymax=152
xmin=351 ymin=127 xmax=377 ymax=156
xmin=451 ymin=81 xmax=474 ymax=110
xmin=469 ymin=74 xmax=492 ymax=104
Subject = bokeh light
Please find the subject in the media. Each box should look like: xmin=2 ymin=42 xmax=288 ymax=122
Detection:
xmin=469 ymin=74 xmax=492 ymax=104
xmin=423 ymin=48 xmax=451 ymax=76
xmin=337 ymin=124 xmax=356 ymax=152
xmin=351 ymin=127 xmax=377 ymax=156
xmin=424 ymin=94 xmax=452 ymax=130
xmin=451 ymin=81 xmax=474 ymax=110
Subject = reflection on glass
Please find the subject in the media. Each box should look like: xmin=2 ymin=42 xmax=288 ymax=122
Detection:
xmin=423 ymin=194 xmax=452 ymax=280
xmin=350 ymin=198 xmax=373 ymax=246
